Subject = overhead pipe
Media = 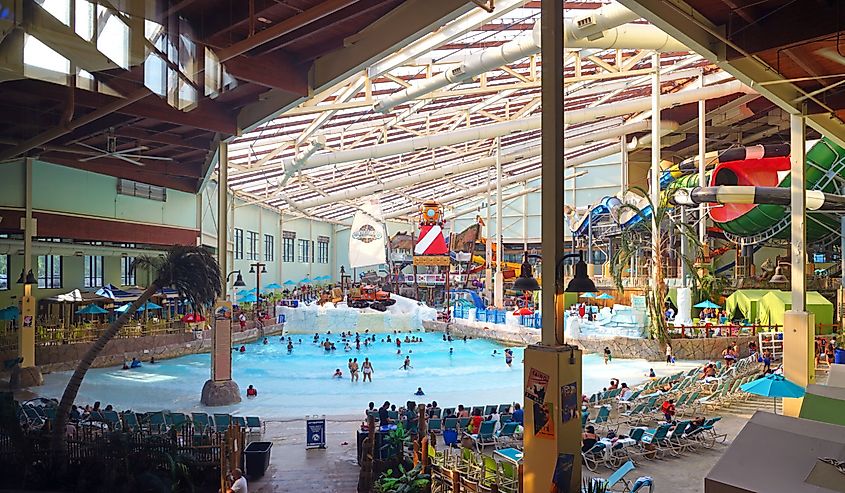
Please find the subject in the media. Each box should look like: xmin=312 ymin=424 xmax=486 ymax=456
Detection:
xmin=374 ymin=3 xmax=640 ymax=113
xmin=671 ymin=186 xmax=845 ymax=211
xmin=382 ymin=124 xmax=674 ymax=220
xmin=372 ymin=3 xmax=691 ymax=114
xmin=260 ymin=80 xmax=745 ymax=180
xmin=288 ymin=120 xmax=678 ymax=210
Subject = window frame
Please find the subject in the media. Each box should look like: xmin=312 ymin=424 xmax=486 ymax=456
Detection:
xmin=0 ymin=254 xmax=8 ymax=290
xmin=234 ymin=228 xmax=244 ymax=260
xmin=37 ymin=255 xmax=62 ymax=289
xmin=282 ymin=232 xmax=295 ymax=263
xmin=246 ymin=230 xmax=259 ymax=261
xmin=121 ymin=256 xmax=136 ymax=286
xmin=83 ymin=255 xmax=104 ymax=288
xmin=317 ymin=239 xmax=329 ymax=264
xmin=264 ymin=234 xmax=274 ymax=262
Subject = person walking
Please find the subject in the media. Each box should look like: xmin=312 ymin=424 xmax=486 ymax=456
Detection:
xmin=665 ymin=343 xmax=673 ymax=365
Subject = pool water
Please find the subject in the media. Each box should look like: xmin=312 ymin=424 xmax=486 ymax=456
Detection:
xmin=34 ymin=332 xmax=681 ymax=419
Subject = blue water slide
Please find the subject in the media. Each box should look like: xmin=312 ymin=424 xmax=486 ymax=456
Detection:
xmin=449 ymin=289 xmax=486 ymax=310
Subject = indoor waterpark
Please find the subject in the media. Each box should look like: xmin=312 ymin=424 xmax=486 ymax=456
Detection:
xmin=2 ymin=1 xmax=845 ymax=493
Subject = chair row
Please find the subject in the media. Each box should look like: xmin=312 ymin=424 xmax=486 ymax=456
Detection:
xmin=429 ymin=446 xmax=519 ymax=493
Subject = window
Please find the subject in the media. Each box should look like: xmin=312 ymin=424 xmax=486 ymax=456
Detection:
xmin=0 ymin=255 xmax=8 ymax=290
xmin=37 ymin=255 xmax=62 ymax=289
xmin=117 ymin=178 xmax=167 ymax=201
xmin=298 ymin=239 xmax=313 ymax=263
xmin=247 ymin=231 xmax=259 ymax=260
xmin=121 ymin=256 xmax=136 ymax=285
xmin=264 ymin=234 xmax=274 ymax=262
xmin=282 ymin=231 xmax=295 ymax=262
xmin=83 ymin=255 xmax=104 ymax=288
xmin=317 ymin=238 xmax=329 ymax=264
xmin=234 ymin=228 xmax=243 ymax=260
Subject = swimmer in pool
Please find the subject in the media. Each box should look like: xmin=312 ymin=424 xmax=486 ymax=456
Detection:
xmin=505 ymin=348 xmax=513 ymax=366
xmin=287 ymin=340 xmax=294 ymax=352
xmin=401 ymin=356 xmax=412 ymax=370
xmin=333 ymin=368 xmax=343 ymax=378
xmin=449 ymin=348 xmax=454 ymax=355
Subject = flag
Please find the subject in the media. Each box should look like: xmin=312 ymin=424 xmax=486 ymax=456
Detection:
xmin=349 ymin=198 xmax=387 ymax=268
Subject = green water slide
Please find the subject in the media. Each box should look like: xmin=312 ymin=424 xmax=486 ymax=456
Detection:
xmin=709 ymin=137 xmax=845 ymax=243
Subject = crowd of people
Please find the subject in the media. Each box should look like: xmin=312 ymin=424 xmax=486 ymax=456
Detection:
xmin=364 ymin=399 xmax=524 ymax=434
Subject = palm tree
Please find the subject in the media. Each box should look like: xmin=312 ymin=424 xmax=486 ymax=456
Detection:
xmin=50 ymin=246 xmax=222 ymax=454
xmin=611 ymin=187 xmax=702 ymax=343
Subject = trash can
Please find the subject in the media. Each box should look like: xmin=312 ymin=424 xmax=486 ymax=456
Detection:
xmin=835 ymin=348 xmax=845 ymax=365
xmin=244 ymin=441 xmax=273 ymax=478
xmin=443 ymin=429 xmax=458 ymax=447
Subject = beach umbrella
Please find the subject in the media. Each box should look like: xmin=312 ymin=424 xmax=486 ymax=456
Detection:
xmin=597 ymin=293 xmax=614 ymax=300
xmin=237 ymin=288 xmax=257 ymax=296
xmin=182 ymin=313 xmax=206 ymax=323
xmin=693 ymin=300 xmax=721 ymax=309
xmin=740 ymin=373 xmax=805 ymax=414
xmin=136 ymin=301 xmax=163 ymax=311
xmin=115 ymin=303 xmax=132 ymax=313
xmin=264 ymin=282 xmax=282 ymax=290
xmin=0 ymin=307 xmax=18 ymax=320
xmin=283 ymin=280 xmax=296 ymax=286
xmin=514 ymin=307 xmax=534 ymax=316
xmin=300 ymin=277 xmax=312 ymax=284
xmin=580 ymin=292 xmax=596 ymax=299
xmin=75 ymin=304 xmax=108 ymax=315
xmin=238 ymin=293 xmax=258 ymax=303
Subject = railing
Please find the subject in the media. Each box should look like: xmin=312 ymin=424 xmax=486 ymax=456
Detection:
xmin=669 ymin=323 xmax=781 ymax=338
xmin=475 ymin=308 xmax=507 ymax=325
xmin=519 ymin=312 xmax=542 ymax=328
xmin=36 ymin=320 xmax=190 ymax=345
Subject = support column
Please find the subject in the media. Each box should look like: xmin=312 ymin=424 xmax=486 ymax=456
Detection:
xmin=650 ymin=52 xmax=661 ymax=286
xmin=485 ymin=164 xmax=493 ymax=304
xmin=12 ymin=158 xmax=42 ymax=388
xmin=201 ymin=141 xmax=241 ymax=406
xmin=698 ymin=71 xmax=707 ymax=244
xmin=523 ymin=1 xmax=582 ymax=491
xmin=783 ymin=110 xmax=813 ymax=417
xmin=494 ymin=138 xmax=504 ymax=308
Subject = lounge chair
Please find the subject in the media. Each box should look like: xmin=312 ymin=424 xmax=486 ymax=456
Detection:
xmin=246 ymin=416 xmax=263 ymax=436
xmin=666 ymin=420 xmax=693 ymax=455
xmin=458 ymin=417 xmax=471 ymax=430
xmin=500 ymin=413 xmax=512 ymax=423
xmin=641 ymin=423 xmax=672 ymax=459
xmin=101 ymin=410 xmax=122 ymax=431
xmin=429 ymin=407 xmax=442 ymax=418
xmin=470 ymin=406 xmax=484 ymax=416
xmin=465 ymin=420 xmax=496 ymax=452
xmin=429 ymin=418 xmax=442 ymax=434
xmin=442 ymin=407 xmax=456 ymax=417
xmin=213 ymin=413 xmax=231 ymax=432
xmin=588 ymin=460 xmax=636 ymax=492
xmin=582 ymin=441 xmax=609 ymax=472
xmin=121 ymin=412 xmax=141 ymax=432
xmin=483 ymin=405 xmax=497 ymax=416
xmin=232 ymin=416 xmax=247 ymax=429
xmin=147 ymin=411 xmax=166 ymax=432
xmin=494 ymin=422 xmax=519 ymax=449
xmin=497 ymin=459 xmax=519 ymax=493
xmin=191 ymin=412 xmax=211 ymax=433
xmin=168 ymin=412 xmax=189 ymax=430
xmin=443 ymin=417 xmax=459 ymax=433
xmin=497 ymin=404 xmax=511 ymax=414
xmin=589 ymin=405 xmax=612 ymax=431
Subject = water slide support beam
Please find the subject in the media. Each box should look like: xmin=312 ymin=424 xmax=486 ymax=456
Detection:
xmin=784 ymin=109 xmax=813 ymax=417
xmin=651 ymin=52 xmax=661 ymax=287
xmin=698 ymin=71 xmax=707 ymax=244
xmin=494 ymin=137 xmax=504 ymax=308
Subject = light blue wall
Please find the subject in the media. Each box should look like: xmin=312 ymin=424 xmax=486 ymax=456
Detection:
xmin=0 ymin=159 xmax=196 ymax=229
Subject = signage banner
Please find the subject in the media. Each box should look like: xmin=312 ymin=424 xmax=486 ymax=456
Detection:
xmin=306 ymin=416 xmax=326 ymax=449
xmin=349 ymin=198 xmax=386 ymax=268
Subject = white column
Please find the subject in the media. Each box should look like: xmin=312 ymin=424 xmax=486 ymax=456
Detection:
xmin=494 ymin=138 xmax=504 ymax=308
xmin=790 ymin=112 xmax=806 ymax=312
xmin=620 ymin=136 xmax=628 ymax=196
xmin=650 ymin=52 xmax=661 ymax=285
xmin=698 ymin=71 xmax=707 ymax=243
xmin=485 ymin=164 xmax=493 ymax=304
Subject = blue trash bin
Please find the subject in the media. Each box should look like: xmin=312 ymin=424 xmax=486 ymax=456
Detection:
xmin=835 ymin=348 xmax=845 ymax=365
xmin=443 ymin=429 xmax=458 ymax=447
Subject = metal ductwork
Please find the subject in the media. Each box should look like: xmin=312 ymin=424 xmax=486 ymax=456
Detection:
xmin=266 ymin=80 xmax=748 ymax=181
xmin=287 ymin=120 xmax=677 ymax=211
xmin=373 ymin=3 xmax=642 ymax=113
xmin=381 ymin=123 xmax=675 ymax=220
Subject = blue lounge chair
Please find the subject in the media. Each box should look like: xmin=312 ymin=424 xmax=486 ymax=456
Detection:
xmin=590 ymin=405 xmax=612 ymax=430
xmin=470 ymin=406 xmax=484 ymax=416
xmin=442 ymin=407 xmax=456 ymax=417
xmin=582 ymin=442 xmax=608 ymax=472
xmin=497 ymin=404 xmax=511 ymax=414
xmin=465 ymin=420 xmax=496 ymax=452
xmin=122 ymin=412 xmax=141 ymax=432
xmin=147 ymin=411 xmax=166 ymax=432
xmin=191 ymin=413 xmax=211 ymax=433
xmin=443 ymin=417 xmax=458 ymax=432
xmin=483 ymin=405 xmax=497 ymax=416
xmin=494 ymin=422 xmax=520 ymax=449
xmin=246 ymin=416 xmax=263 ymax=436
xmin=429 ymin=418 xmax=442 ymax=434
xmin=233 ymin=416 xmax=246 ymax=429
xmin=213 ymin=413 xmax=231 ymax=432
xmin=592 ymin=460 xmax=636 ymax=492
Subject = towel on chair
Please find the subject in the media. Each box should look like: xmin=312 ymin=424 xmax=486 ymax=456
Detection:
xmin=631 ymin=476 xmax=653 ymax=492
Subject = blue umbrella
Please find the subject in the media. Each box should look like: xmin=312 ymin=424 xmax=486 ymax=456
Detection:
xmin=300 ymin=277 xmax=312 ymax=284
xmin=238 ymin=294 xmax=258 ymax=303
xmin=264 ymin=283 xmax=283 ymax=290
xmin=580 ymin=292 xmax=596 ymax=299
xmin=137 ymin=301 xmax=163 ymax=311
xmin=740 ymin=373 xmax=805 ymax=414
xmin=115 ymin=303 xmax=132 ymax=313
xmin=75 ymin=304 xmax=108 ymax=315
xmin=283 ymin=280 xmax=296 ymax=286
xmin=596 ymin=293 xmax=614 ymax=300
xmin=693 ymin=300 xmax=721 ymax=309
xmin=237 ymin=288 xmax=256 ymax=296
xmin=0 ymin=306 xmax=19 ymax=320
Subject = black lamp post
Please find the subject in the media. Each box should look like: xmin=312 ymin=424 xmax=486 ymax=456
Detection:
xmin=513 ymin=253 xmax=541 ymax=292
xmin=249 ymin=262 xmax=267 ymax=311
xmin=16 ymin=269 xmax=36 ymax=285
xmin=511 ymin=251 xmax=597 ymax=294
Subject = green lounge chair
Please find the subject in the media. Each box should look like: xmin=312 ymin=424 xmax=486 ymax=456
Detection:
xmin=443 ymin=417 xmax=458 ymax=431
xmin=101 ymin=410 xmax=122 ymax=431
xmin=232 ymin=416 xmax=246 ymax=429
xmin=168 ymin=412 xmax=189 ymax=430
xmin=582 ymin=441 xmax=608 ymax=472
xmin=470 ymin=406 xmax=484 ymax=416
xmin=388 ymin=410 xmax=400 ymax=420
xmin=147 ymin=411 xmax=166 ymax=432
xmin=483 ymin=405 xmax=497 ymax=416
xmin=641 ymin=423 xmax=672 ymax=459
xmin=458 ymin=417 xmax=471 ymax=430
xmin=666 ymin=420 xmax=692 ymax=455
xmin=589 ymin=405 xmax=611 ymax=430
xmin=498 ymin=459 xmax=519 ymax=493
xmin=442 ymin=407 xmax=456 ymax=417
xmin=428 ymin=417 xmax=442 ymax=434
xmin=497 ymin=404 xmax=511 ymax=414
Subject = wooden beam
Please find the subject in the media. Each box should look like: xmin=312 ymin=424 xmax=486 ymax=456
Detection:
xmin=115 ymin=127 xmax=210 ymax=150
xmin=224 ymin=52 xmax=308 ymax=95
xmin=727 ymin=2 xmax=845 ymax=56
xmin=216 ymin=0 xmax=360 ymax=62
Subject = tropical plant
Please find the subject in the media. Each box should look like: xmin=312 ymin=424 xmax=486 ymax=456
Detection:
xmin=376 ymin=463 xmax=431 ymax=493
xmin=51 ymin=246 xmax=222 ymax=456
xmin=582 ymin=477 xmax=608 ymax=493
xmin=611 ymin=187 xmax=703 ymax=343
xmin=382 ymin=422 xmax=410 ymax=461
